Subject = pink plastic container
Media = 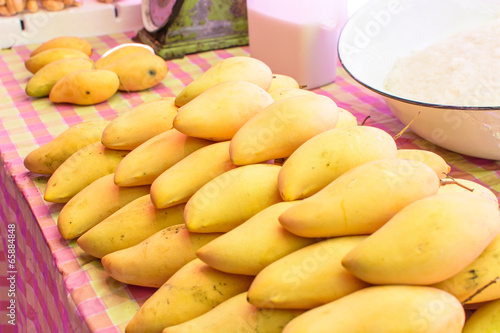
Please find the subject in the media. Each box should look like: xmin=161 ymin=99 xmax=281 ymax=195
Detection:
xmin=247 ymin=0 xmax=348 ymax=90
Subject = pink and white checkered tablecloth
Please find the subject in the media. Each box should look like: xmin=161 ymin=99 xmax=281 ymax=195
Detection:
xmin=1 ymin=31 xmax=499 ymax=333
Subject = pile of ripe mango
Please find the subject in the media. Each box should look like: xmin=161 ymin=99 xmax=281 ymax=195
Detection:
xmin=23 ymin=48 xmax=500 ymax=333
xmin=24 ymin=36 xmax=168 ymax=105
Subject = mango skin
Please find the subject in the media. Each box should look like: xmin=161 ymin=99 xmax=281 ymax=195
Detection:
xmin=432 ymin=232 xmax=500 ymax=304
xmin=95 ymin=44 xmax=154 ymax=69
xmin=77 ymin=195 xmax=186 ymax=258
xmin=49 ymin=69 xmax=119 ymax=105
xmin=101 ymin=224 xmax=221 ymax=288
xmin=195 ymin=201 xmax=316 ymax=276
xmin=23 ymin=119 xmax=108 ymax=175
xmin=150 ymin=141 xmax=237 ymax=209
xmin=102 ymin=52 xmax=168 ymax=91
xmin=397 ymin=148 xmax=451 ymax=178
xmin=283 ymin=285 xmax=465 ymax=333
xmin=279 ymin=158 xmax=440 ymax=238
xmin=101 ymin=97 xmax=178 ymax=150
xmin=229 ymin=93 xmax=339 ymax=165
xmin=184 ymin=164 xmax=283 ymax=233
xmin=113 ymin=129 xmax=213 ymax=187
xmin=125 ymin=258 xmax=254 ymax=333
xmin=342 ymin=192 xmax=500 ymax=285
xmin=25 ymin=57 xmax=95 ymax=98
xmin=43 ymin=142 xmax=128 ymax=203
xmin=30 ymin=36 xmax=93 ymax=57
xmin=25 ymin=47 xmax=90 ymax=74
xmin=162 ymin=292 xmax=305 ymax=333
xmin=267 ymin=74 xmax=300 ymax=93
xmin=175 ymin=56 xmax=273 ymax=107
xmin=269 ymin=87 xmax=316 ymax=102
xmin=278 ymin=125 xmax=397 ymax=201
xmin=462 ymin=298 xmax=500 ymax=333
xmin=173 ymin=81 xmax=274 ymax=141
xmin=57 ymin=173 xmax=150 ymax=240
xmin=247 ymin=236 xmax=370 ymax=310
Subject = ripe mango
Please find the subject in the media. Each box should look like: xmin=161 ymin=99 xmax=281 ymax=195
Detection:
xmin=247 ymin=236 xmax=369 ymax=309
xmin=438 ymin=177 xmax=498 ymax=205
xmin=342 ymin=192 xmax=500 ymax=285
xmin=267 ymin=74 xmax=300 ymax=93
xmin=229 ymin=93 xmax=339 ymax=165
xmin=95 ymin=43 xmax=154 ymax=69
xmin=462 ymin=298 xmax=500 ymax=332
xmin=102 ymin=52 xmax=168 ymax=91
xmin=283 ymin=285 xmax=465 ymax=333
xmin=268 ymin=87 xmax=316 ymax=102
xmin=30 ymin=36 xmax=92 ymax=57
xmin=184 ymin=164 xmax=283 ymax=233
xmin=25 ymin=57 xmax=95 ymax=98
xmin=336 ymin=108 xmax=358 ymax=128
xmin=278 ymin=126 xmax=397 ymax=201
xmin=279 ymin=158 xmax=440 ymax=238
xmin=397 ymin=148 xmax=450 ymax=178
xmin=195 ymin=201 xmax=316 ymax=276
xmin=150 ymin=141 xmax=237 ymax=209
xmin=175 ymin=56 xmax=273 ymax=107
xmin=49 ymin=69 xmax=119 ymax=105
xmin=101 ymin=224 xmax=221 ymax=288
xmin=173 ymin=81 xmax=274 ymax=141
xmin=162 ymin=292 xmax=304 ymax=333
xmin=25 ymin=47 xmax=90 ymax=74
xmin=101 ymin=97 xmax=178 ymax=150
xmin=125 ymin=258 xmax=254 ymax=333
xmin=23 ymin=119 xmax=108 ymax=175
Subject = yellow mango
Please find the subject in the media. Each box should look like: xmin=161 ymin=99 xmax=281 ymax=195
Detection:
xmin=44 ymin=142 xmax=128 ymax=203
xmin=150 ymin=141 xmax=237 ymax=209
xmin=342 ymin=192 xmax=500 ymax=285
xmin=23 ymin=119 xmax=108 ymax=175
xmin=57 ymin=173 xmax=150 ymax=240
xmin=279 ymin=158 xmax=440 ymax=238
xmin=438 ymin=177 xmax=498 ymax=205
xmin=113 ymin=129 xmax=212 ymax=187
xmin=397 ymin=148 xmax=451 ymax=178
xmin=278 ymin=126 xmax=397 ymax=201
xmin=462 ymin=298 xmax=500 ymax=332
xmin=101 ymin=52 xmax=168 ymax=91
xmin=162 ymin=292 xmax=305 ymax=333
xmin=173 ymin=81 xmax=274 ymax=141
xmin=432 ymin=232 xmax=500 ymax=304
xmin=30 ymin=36 xmax=92 ymax=57
xmin=49 ymin=69 xmax=119 ymax=105
xmin=229 ymin=93 xmax=339 ymax=165
xmin=77 ymin=195 xmax=185 ymax=258
xmin=267 ymin=74 xmax=300 ymax=93
xmin=283 ymin=285 xmax=465 ymax=333
xmin=25 ymin=47 xmax=90 ymax=74
xmin=101 ymin=224 xmax=221 ymax=288
xmin=336 ymin=108 xmax=358 ymax=128
xmin=95 ymin=43 xmax=154 ymax=69
xmin=101 ymin=97 xmax=178 ymax=150
xmin=196 ymin=201 xmax=316 ymax=276
xmin=174 ymin=56 xmax=273 ymax=107
xmin=268 ymin=87 xmax=316 ymax=102
xmin=184 ymin=164 xmax=282 ymax=233
xmin=247 ymin=236 xmax=370 ymax=310
xmin=125 ymin=258 xmax=254 ymax=333
xmin=25 ymin=57 xmax=95 ymax=98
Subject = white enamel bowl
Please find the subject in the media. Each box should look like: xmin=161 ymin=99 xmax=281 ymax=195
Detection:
xmin=338 ymin=0 xmax=500 ymax=160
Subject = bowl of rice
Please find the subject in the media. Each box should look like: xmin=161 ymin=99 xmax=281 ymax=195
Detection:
xmin=338 ymin=0 xmax=500 ymax=160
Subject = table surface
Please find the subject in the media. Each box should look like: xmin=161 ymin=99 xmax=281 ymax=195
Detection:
xmin=1 ymin=31 xmax=500 ymax=333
